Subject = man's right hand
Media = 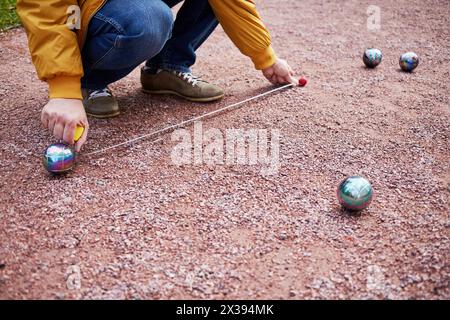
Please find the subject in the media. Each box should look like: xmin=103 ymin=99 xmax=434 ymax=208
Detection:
xmin=262 ymin=58 xmax=297 ymax=85
xmin=41 ymin=99 xmax=88 ymax=152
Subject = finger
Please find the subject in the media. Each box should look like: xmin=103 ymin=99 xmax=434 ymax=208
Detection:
xmin=264 ymin=73 xmax=273 ymax=82
xmin=264 ymin=67 xmax=274 ymax=77
xmin=41 ymin=112 xmax=49 ymax=129
xmin=288 ymin=74 xmax=297 ymax=84
xmin=285 ymin=76 xmax=294 ymax=85
xmin=75 ymin=124 xmax=88 ymax=152
xmin=63 ymin=121 xmax=76 ymax=145
xmin=277 ymin=75 xmax=286 ymax=84
xmin=282 ymin=66 xmax=292 ymax=77
xmin=53 ymin=120 xmax=65 ymax=141
xmin=48 ymin=115 xmax=57 ymax=134
xmin=270 ymin=74 xmax=278 ymax=85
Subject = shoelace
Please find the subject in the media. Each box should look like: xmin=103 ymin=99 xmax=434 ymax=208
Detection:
xmin=174 ymin=71 xmax=203 ymax=87
xmin=89 ymin=88 xmax=112 ymax=99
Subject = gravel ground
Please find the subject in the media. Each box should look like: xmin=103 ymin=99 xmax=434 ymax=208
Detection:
xmin=0 ymin=0 xmax=449 ymax=299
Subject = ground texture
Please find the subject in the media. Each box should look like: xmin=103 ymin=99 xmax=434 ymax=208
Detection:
xmin=0 ymin=0 xmax=449 ymax=299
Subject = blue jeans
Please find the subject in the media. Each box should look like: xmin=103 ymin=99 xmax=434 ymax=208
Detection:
xmin=81 ymin=0 xmax=218 ymax=90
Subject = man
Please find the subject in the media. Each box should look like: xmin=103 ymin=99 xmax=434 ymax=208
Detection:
xmin=17 ymin=0 xmax=296 ymax=151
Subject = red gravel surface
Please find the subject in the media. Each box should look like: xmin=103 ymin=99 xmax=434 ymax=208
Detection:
xmin=0 ymin=0 xmax=449 ymax=299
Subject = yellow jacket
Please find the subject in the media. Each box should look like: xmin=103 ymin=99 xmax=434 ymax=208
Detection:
xmin=16 ymin=0 xmax=277 ymax=100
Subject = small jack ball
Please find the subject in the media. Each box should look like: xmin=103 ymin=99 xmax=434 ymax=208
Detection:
xmin=337 ymin=176 xmax=373 ymax=211
xmin=363 ymin=48 xmax=382 ymax=68
xmin=298 ymin=77 xmax=307 ymax=87
xmin=43 ymin=142 xmax=76 ymax=174
xmin=399 ymin=52 xmax=419 ymax=72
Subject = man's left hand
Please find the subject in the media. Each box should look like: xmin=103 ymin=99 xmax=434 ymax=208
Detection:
xmin=262 ymin=58 xmax=297 ymax=85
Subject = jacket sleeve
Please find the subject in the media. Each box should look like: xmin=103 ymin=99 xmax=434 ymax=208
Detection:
xmin=16 ymin=0 xmax=83 ymax=99
xmin=208 ymin=0 xmax=277 ymax=70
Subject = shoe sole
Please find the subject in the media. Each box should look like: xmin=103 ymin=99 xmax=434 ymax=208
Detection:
xmin=142 ymin=89 xmax=224 ymax=102
xmin=86 ymin=110 xmax=121 ymax=119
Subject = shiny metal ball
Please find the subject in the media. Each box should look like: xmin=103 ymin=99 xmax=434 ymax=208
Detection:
xmin=363 ymin=48 xmax=382 ymax=68
xmin=337 ymin=176 xmax=373 ymax=211
xmin=399 ymin=52 xmax=419 ymax=72
xmin=43 ymin=143 xmax=76 ymax=174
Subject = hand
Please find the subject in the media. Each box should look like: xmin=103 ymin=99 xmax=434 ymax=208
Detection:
xmin=262 ymin=58 xmax=297 ymax=85
xmin=41 ymin=98 xmax=89 ymax=152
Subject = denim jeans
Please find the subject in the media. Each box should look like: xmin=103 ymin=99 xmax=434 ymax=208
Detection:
xmin=81 ymin=0 xmax=218 ymax=90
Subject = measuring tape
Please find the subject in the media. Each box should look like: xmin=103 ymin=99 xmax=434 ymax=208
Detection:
xmin=75 ymin=79 xmax=306 ymax=157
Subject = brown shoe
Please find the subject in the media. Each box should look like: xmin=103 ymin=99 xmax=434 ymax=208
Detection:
xmin=141 ymin=68 xmax=224 ymax=102
xmin=82 ymin=87 xmax=120 ymax=118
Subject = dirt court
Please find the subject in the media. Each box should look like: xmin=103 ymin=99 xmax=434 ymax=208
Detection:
xmin=0 ymin=0 xmax=449 ymax=299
